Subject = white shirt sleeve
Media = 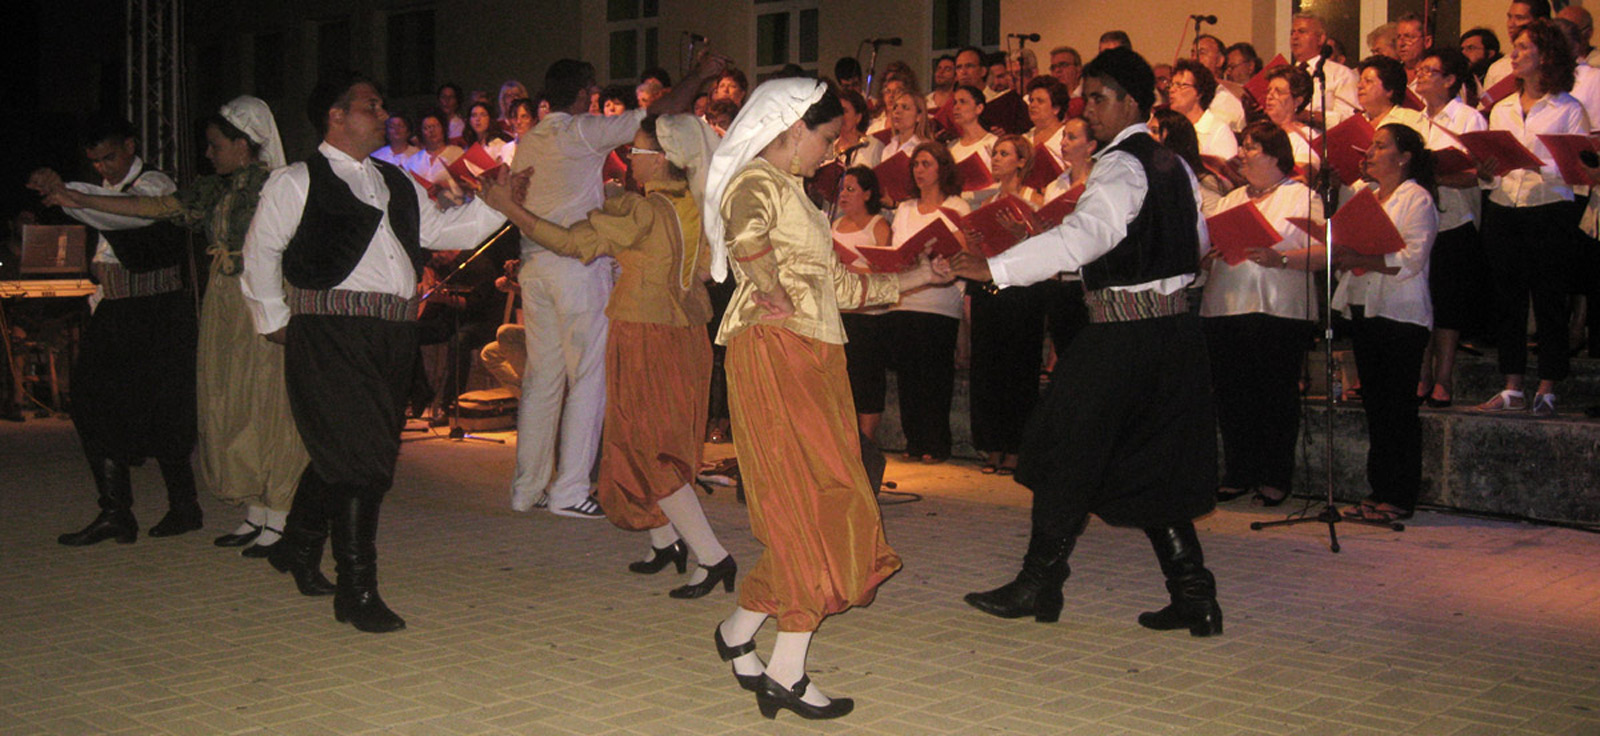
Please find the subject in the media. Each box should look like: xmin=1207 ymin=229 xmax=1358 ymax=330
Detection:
xmin=989 ymin=150 xmax=1146 ymax=288
xmin=417 ymin=187 xmax=509 ymax=251
xmin=60 ymin=171 xmax=177 ymax=230
xmin=240 ymin=165 xmax=308 ymax=335
xmin=577 ymin=108 xmax=648 ymax=153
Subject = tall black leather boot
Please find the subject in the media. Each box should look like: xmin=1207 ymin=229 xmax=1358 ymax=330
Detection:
xmin=58 ymin=455 xmax=138 ymax=546
xmin=963 ymin=515 xmax=1088 ymax=623
xmin=148 ymin=457 xmax=204 ymax=537
xmin=330 ymin=494 xmax=406 ymax=633
xmin=1138 ymin=523 xmax=1223 ymax=637
xmin=267 ymin=470 xmax=336 ymax=596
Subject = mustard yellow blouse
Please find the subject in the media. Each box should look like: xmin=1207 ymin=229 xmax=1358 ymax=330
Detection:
xmin=525 ymin=180 xmax=712 ymax=327
xmin=715 ymin=157 xmax=899 ymax=346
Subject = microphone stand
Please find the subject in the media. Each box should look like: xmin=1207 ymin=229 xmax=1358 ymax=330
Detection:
xmin=860 ymin=40 xmax=882 ymax=104
xmin=1250 ymin=53 xmax=1402 ymax=551
xmin=414 ymin=219 xmax=516 ymax=444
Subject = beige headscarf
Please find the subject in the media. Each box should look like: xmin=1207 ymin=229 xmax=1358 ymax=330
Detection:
xmin=701 ymin=78 xmax=827 ymax=282
xmin=654 ymin=113 xmax=721 ymax=211
xmin=219 ymin=95 xmax=286 ymax=169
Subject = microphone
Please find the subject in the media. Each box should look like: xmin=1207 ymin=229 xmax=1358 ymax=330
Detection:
xmin=1314 ymin=42 xmax=1332 ymax=76
xmin=1008 ymin=33 xmax=1041 ymax=42
xmin=1189 ymin=14 xmax=1217 ymax=24
xmin=868 ymin=37 xmax=903 ymax=47
xmin=684 ymin=32 xmax=708 ymax=43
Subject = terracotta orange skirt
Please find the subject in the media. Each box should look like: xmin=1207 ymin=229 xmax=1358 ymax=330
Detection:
xmin=597 ymin=320 xmax=713 ymax=531
xmin=725 ymin=325 xmax=902 ymax=632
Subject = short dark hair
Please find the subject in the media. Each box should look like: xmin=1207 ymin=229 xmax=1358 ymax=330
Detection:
xmin=834 ymin=56 xmax=863 ymax=82
xmin=1083 ymin=47 xmax=1156 ymax=115
xmin=639 ymin=66 xmax=672 ymax=88
xmin=911 ymin=140 xmax=962 ymax=199
xmin=1518 ymin=0 xmax=1553 ymax=19
xmin=1265 ymin=65 xmax=1314 ymax=111
xmin=843 ymin=165 xmax=883 ymax=215
xmin=1422 ymin=47 xmax=1477 ymax=101
xmin=838 ymin=87 xmax=871 ymax=132
xmin=719 ymin=68 xmax=749 ymax=93
xmin=1357 ymin=55 xmax=1410 ymax=105
xmin=956 ymin=45 xmax=985 ymax=66
xmin=954 ymin=84 xmax=986 ymax=109
xmin=600 ymin=84 xmax=637 ymax=110
xmin=1100 ymin=30 xmax=1132 ymax=49
xmin=544 ymin=59 xmax=597 ymax=111
xmin=436 ymin=82 xmax=463 ymax=102
xmin=1242 ymin=121 xmax=1295 ymax=176
xmin=80 ymin=114 xmax=137 ymax=149
xmin=1461 ymin=27 xmax=1502 ymax=55
xmin=1194 ymin=34 xmax=1225 ymax=55
xmin=306 ymin=71 xmax=377 ymax=138
xmin=1025 ymin=76 xmax=1071 ymax=120
xmin=1225 ymin=42 xmax=1263 ymax=76
xmin=1150 ymin=108 xmax=1203 ymax=175
xmin=1380 ymin=122 xmax=1436 ymax=198
xmin=982 ymin=51 xmax=1008 ymax=69
xmin=1173 ymin=58 xmax=1218 ymax=107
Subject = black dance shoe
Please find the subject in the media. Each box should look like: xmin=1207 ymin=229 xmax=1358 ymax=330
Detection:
xmin=627 ymin=540 xmax=687 ymax=574
xmin=240 ymin=530 xmax=283 ymax=558
xmin=713 ymin=625 xmax=764 ymax=692
xmin=669 ymin=555 xmax=736 ymax=599
xmin=213 ymin=523 xmax=261 ymax=547
xmin=58 ymin=511 xmax=138 ymax=546
xmin=754 ymin=674 xmax=854 ymax=720
xmin=148 ymin=505 xmax=204 ymax=537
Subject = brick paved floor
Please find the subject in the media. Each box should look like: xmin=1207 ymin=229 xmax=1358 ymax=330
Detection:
xmin=4 ymin=416 xmax=1599 ymax=735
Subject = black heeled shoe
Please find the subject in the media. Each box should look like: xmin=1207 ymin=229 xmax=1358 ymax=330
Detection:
xmin=1215 ymin=486 xmax=1252 ymax=502
xmin=754 ymin=674 xmax=854 ymax=720
xmin=713 ymin=626 xmax=764 ymax=692
xmin=240 ymin=528 xmax=284 ymax=558
xmin=627 ymin=539 xmax=687 ymax=574
xmin=669 ymin=555 xmax=735 ymax=599
xmin=213 ymin=522 xmax=261 ymax=547
xmin=1253 ymin=488 xmax=1289 ymax=508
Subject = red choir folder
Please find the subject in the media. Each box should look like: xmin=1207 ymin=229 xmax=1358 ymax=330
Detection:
xmin=1431 ymin=147 xmax=1476 ymax=177
xmin=1243 ymin=54 xmax=1290 ymax=105
xmin=854 ymin=218 xmax=961 ymax=271
xmin=1309 ymin=114 xmax=1375 ymax=186
xmin=811 ymin=159 xmax=846 ymax=206
xmin=1206 ymin=201 xmax=1282 ymax=265
xmin=931 ymin=98 xmax=957 ymax=138
xmin=1454 ymin=130 xmax=1543 ymax=177
xmin=1201 ymin=155 xmax=1247 ymax=189
xmin=956 ymin=155 xmax=995 ymax=191
xmin=409 ymin=170 xmax=442 ymax=199
xmin=1330 ymin=188 xmax=1406 ymax=275
xmin=1022 ymin=144 xmax=1064 ymax=192
xmin=445 ymin=142 xmax=506 ymax=187
xmin=831 ymin=238 xmax=868 ymax=271
xmin=1402 ymin=87 xmax=1426 ymax=111
xmin=961 ymin=194 xmax=1041 ymax=257
xmin=872 ymin=127 xmax=894 ymax=144
xmin=1479 ymin=74 xmax=1519 ymax=108
xmin=1036 ymin=183 xmax=1085 ymax=228
xmin=1066 ymin=96 xmax=1086 ymax=119
xmin=1536 ymin=134 xmax=1600 ymax=186
xmin=603 ymin=149 xmax=628 ymax=182
xmin=874 ymin=151 xmax=914 ymax=203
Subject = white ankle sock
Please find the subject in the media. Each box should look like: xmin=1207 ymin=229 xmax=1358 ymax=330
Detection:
xmin=720 ymin=608 xmax=768 ymax=678
xmin=768 ymin=631 xmax=831 ymax=706
xmin=658 ymin=484 xmax=728 ymax=584
xmin=231 ymin=504 xmax=268 ymax=536
xmin=645 ymin=525 xmax=680 ymax=561
xmin=256 ymin=508 xmax=287 ymax=546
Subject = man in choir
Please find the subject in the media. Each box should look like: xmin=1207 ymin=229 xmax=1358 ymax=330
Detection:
xmin=1099 ymin=30 xmax=1132 ymax=51
xmin=982 ymin=51 xmax=1031 ymax=134
xmin=241 ymin=73 xmax=509 ymax=632
xmin=1290 ymin=12 xmax=1359 ymax=125
xmin=30 ymin=115 xmax=200 ymax=547
xmin=1396 ymin=14 xmax=1430 ymax=83
xmin=507 ymin=54 xmax=725 ymax=518
xmin=1482 ymin=1 xmax=1551 ymax=98
xmin=953 ymin=47 xmax=1223 ymax=638
xmin=1193 ymin=34 xmax=1246 ymax=131
xmin=1557 ymin=5 xmax=1600 ymax=67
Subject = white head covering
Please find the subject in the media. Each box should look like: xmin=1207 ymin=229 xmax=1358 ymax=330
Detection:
xmin=701 ymin=78 xmax=827 ymax=282
xmin=219 ymin=95 xmax=287 ymax=169
xmin=654 ymin=113 xmax=721 ymax=209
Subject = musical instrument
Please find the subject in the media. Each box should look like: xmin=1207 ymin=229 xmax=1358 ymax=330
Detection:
xmin=0 ymin=279 xmax=96 ymax=299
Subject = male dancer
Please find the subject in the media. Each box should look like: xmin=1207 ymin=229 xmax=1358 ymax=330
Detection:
xmin=242 ymin=73 xmax=506 ymax=632
xmin=954 ymin=48 xmax=1223 ymax=637
xmin=30 ymin=116 xmax=201 ymax=546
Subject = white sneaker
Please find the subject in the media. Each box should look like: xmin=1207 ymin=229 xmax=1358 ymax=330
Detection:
xmin=550 ymin=495 xmax=605 ymax=519
xmin=510 ymin=488 xmax=548 ymax=513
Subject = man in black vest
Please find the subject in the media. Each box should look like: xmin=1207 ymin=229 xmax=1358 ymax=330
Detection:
xmin=953 ymin=48 xmax=1223 ymax=637
xmin=29 ymin=115 xmax=201 ymax=546
xmin=241 ymin=73 xmax=506 ymax=633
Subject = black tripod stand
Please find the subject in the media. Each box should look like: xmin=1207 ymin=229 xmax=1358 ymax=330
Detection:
xmin=1249 ymin=50 xmax=1403 ymax=552
xmin=413 ymin=222 xmax=516 ymax=445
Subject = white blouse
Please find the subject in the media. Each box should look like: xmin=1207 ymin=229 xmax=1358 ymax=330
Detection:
xmin=1486 ymin=91 xmax=1588 ymax=208
xmin=889 ymin=196 xmax=969 ymax=318
xmin=1331 ymin=180 xmax=1437 ymax=329
xmin=832 ymin=214 xmax=891 ymax=315
xmin=1424 ymin=97 xmax=1488 ymax=232
xmin=1201 ymin=180 xmax=1324 ymax=322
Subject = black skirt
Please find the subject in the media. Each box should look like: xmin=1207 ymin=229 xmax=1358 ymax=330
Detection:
xmin=1427 ymin=222 xmax=1488 ymax=333
xmin=1015 ymin=312 xmax=1217 ymax=528
xmin=70 ymin=290 xmax=197 ymax=463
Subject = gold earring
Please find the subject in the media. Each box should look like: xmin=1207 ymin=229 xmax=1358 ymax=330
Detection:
xmin=788 ymin=150 xmax=803 ymax=175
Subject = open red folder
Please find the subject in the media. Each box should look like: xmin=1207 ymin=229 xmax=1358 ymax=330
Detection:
xmin=811 ymin=160 xmax=846 ymax=206
xmin=445 ymin=142 xmax=506 ymax=187
xmin=1402 ymin=88 xmax=1425 ymax=111
xmin=1431 ymin=147 xmax=1476 ymax=178
xmin=1309 ymin=115 xmax=1375 ymax=186
xmin=961 ymin=195 xmax=1041 ymax=258
xmin=1536 ymin=134 xmax=1600 ymax=186
xmin=1243 ymin=54 xmax=1289 ymax=105
xmin=1290 ymin=188 xmax=1404 ymax=275
xmin=831 ymin=238 xmax=869 ymax=272
xmin=1479 ymin=73 xmax=1519 ymax=109
xmin=871 ymin=127 xmax=894 ymax=144
xmin=1022 ymin=145 xmax=1064 ymax=192
xmin=1206 ymin=201 xmax=1282 ymax=266
xmin=1036 ymin=183 xmax=1085 ymax=228
xmin=874 ymin=151 xmax=914 ymax=203
xmin=931 ymin=98 xmax=957 ymax=139
xmin=854 ymin=217 xmax=962 ymax=272
xmin=410 ymin=170 xmax=442 ymax=199
xmin=1453 ymin=130 xmax=1543 ymax=177
xmin=956 ymin=155 xmax=994 ymax=191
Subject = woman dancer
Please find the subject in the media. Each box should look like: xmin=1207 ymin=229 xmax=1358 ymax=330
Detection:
xmin=702 ymin=79 xmax=949 ymax=720
xmin=44 ymin=97 xmax=311 ymax=559
xmin=481 ymin=115 xmax=732 ymax=597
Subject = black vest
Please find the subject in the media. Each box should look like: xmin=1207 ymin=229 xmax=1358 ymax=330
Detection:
xmin=99 ymin=164 xmax=187 ymax=273
xmin=1080 ymin=133 xmax=1200 ymax=291
xmin=282 ymin=152 xmax=423 ymax=290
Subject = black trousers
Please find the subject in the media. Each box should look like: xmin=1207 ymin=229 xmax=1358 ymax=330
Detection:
xmin=1039 ymin=279 xmax=1089 ymax=357
xmin=1481 ymin=201 xmax=1577 ymax=382
xmin=1203 ymin=313 xmax=1311 ymax=491
xmin=968 ymin=284 xmax=1045 ymax=454
xmin=841 ymin=312 xmax=890 ymax=414
xmin=884 ymin=310 xmax=959 ymax=459
xmin=1349 ymin=308 xmax=1429 ymax=511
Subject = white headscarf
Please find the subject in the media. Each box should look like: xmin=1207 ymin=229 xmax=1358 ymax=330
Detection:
xmin=654 ymin=113 xmax=721 ymax=210
xmin=701 ymin=78 xmax=827 ymax=282
xmin=219 ymin=95 xmax=287 ymax=169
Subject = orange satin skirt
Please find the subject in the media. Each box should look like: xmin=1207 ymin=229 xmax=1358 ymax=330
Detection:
xmin=597 ymin=320 xmax=713 ymax=531
xmin=725 ymin=325 xmax=902 ymax=632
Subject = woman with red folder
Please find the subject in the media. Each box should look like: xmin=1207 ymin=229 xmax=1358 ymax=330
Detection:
xmin=1203 ymin=122 xmax=1325 ymax=507
xmin=948 ymin=85 xmax=998 ymax=200
xmin=1475 ymin=19 xmax=1587 ymax=416
xmin=1331 ymin=124 xmax=1438 ymax=523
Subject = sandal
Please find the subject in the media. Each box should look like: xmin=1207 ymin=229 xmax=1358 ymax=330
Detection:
xmin=1532 ymin=393 xmax=1557 ymax=417
xmin=1476 ymin=389 xmax=1526 ymax=412
xmin=979 ymin=463 xmax=998 ymax=475
xmin=1341 ymin=500 xmax=1378 ymax=519
xmin=1216 ymin=486 xmax=1253 ymax=502
xmin=1351 ymin=503 xmax=1413 ymax=522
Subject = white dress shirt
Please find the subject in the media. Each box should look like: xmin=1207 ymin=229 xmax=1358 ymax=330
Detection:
xmin=1299 ymin=55 xmax=1359 ymax=125
xmin=241 ymin=142 xmax=507 ymax=334
xmin=1200 ymin=180 xmax=1323 ymax=321
xmin=1193 ymin=109 xmax=1239 ymax=160
xmin=989 ymin=124 xmax=1210 ymax=293
xmin=1332 ymin=180 xmax=1437 ymax=329
xmin=881 ymin=133 xmax=922 ymax=163
xmin=372 ymin=144 xmax=419 ymax=167
xmin=890 ymin=196 xmax=968 ymax=318
xmin=1209 ymin=85 xmax=1247 ymax=132
xmin=1486 ymin=91 xmax=1588 ymax=207
xmin=1571 ymin=64 xmax=1600 ymax=131
xmin=60 ymin=157 xmax=177 ymax=266
xmin=402 ymin=145 xmax=463 ymax=185
xmin=1481 ymin=56 xmax=1513 ymax=105
xmin=1425 ymin=97 xmax=1488 ymax=232
xmin=949 ymin=132 xmax=998 ymax=171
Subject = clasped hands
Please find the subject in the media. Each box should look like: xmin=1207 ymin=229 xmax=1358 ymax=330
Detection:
xmin=25 ymin=168 xmax=86 ymax=209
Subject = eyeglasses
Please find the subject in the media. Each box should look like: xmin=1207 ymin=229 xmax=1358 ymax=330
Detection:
xmin=1414 ymin=66 xmax=1447 ymax=78
xmin=1167 ymin=81 xmax=1195 ymax=90
xmin=1050 ymin=62 xmax=1079 ymax=70
xmin=629 ymin=147 xmax=663 ymax=157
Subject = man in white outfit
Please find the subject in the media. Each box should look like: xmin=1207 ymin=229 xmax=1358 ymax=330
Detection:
xmin=508 ymin=55 xmax=723 ymax=518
